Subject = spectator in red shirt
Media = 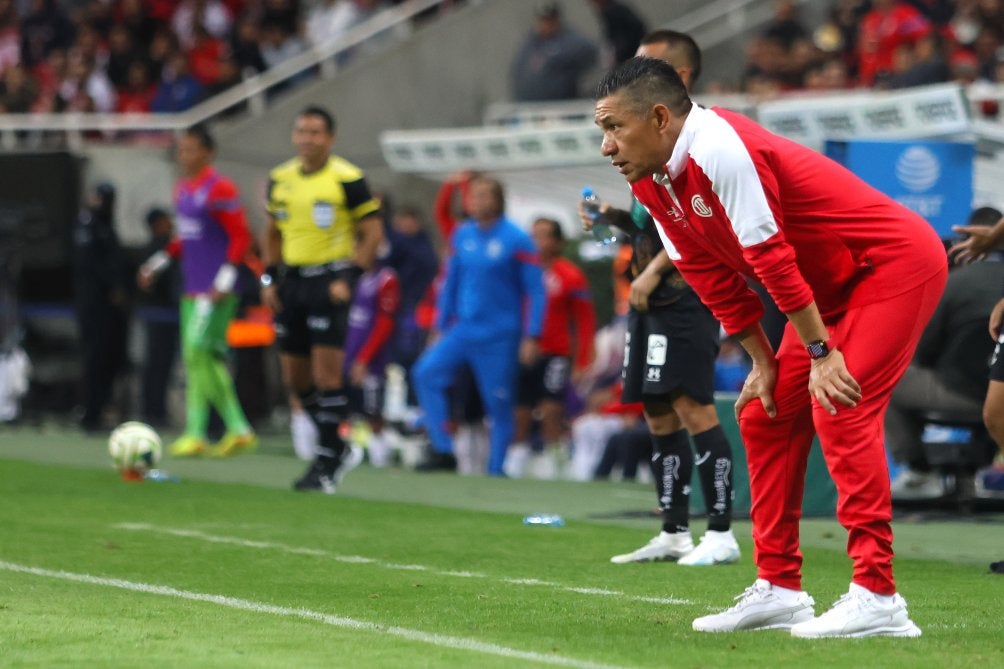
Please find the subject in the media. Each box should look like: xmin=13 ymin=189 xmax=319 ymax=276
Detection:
xmin=115 ymin=60 xmax=155 ymax=112
xmin=188 ymin=23 xmax=228 ymax=87
xmin=856 ymin=0 xmax=931 ymax=85
xmin=594 ymin=56 xmax=946 ymax=637
xmin=505 ymin=217 xmax=596 ymax=478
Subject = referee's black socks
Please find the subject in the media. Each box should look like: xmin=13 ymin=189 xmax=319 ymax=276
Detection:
xmin=299 ymin=387 xmax=350 ymax=461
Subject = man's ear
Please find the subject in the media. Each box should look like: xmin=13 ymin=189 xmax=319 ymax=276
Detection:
xmin=651 ymin=103 xmax=672 ymax=131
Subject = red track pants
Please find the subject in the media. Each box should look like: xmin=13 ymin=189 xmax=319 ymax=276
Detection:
xmin=738 ymin=268 xmax=947 ymax=594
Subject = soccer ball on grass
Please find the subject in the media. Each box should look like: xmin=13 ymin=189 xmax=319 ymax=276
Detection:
xmin=108 ymin=421 xmax=162 ymax=480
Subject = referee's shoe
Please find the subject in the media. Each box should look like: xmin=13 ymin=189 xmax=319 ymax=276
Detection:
xmin=293 ymin=445 xmax=364 ymax=494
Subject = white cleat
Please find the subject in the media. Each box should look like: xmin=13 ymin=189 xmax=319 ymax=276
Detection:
xmin=790 ymin=583 xmax=922 ymax=639
xmin=610 ymin=531 xmax=694 ymax=564
xmin=334 ymin=444 xmax=365 ymax=487
xmin=678 ymin=529 xmax=741 ymax=566
xmin=693 ymin=579 xmax=815 ymax=632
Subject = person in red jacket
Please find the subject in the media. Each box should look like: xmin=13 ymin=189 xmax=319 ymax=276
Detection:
xmin=856 ymin=0 xmax=931 ymax=86
xmin=594 ymin=57 xmax=946 ymax=638
xmin=506 ymin=217 xmax=596 ymax=478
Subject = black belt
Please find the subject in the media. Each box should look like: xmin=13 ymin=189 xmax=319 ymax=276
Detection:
xmin=285 ymin=261 xmax=352 ymax=278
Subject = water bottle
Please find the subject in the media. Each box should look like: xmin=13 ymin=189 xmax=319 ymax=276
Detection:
xmin=145 ymin=468 xmax=182 ymax=483
xmin=581 ymin=187 xmax=617 ymax=246
xmin=522 ymin=514 xmax=565 ymax=527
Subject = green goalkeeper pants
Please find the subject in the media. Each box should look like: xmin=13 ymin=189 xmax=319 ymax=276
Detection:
xmin=179 ymin=295 xmax=251 ymax=440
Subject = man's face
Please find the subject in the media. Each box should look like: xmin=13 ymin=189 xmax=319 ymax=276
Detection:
xmin=464 ymin=179 xmax=501 ymax=220
xmin=293 ymin=114 xmax=335 ymax=164
xmin=176 ymin=134 xmax=210 ymax=176
xmin=536 ymin=15 xmax=559 ymax=39
xmin=532 ymin=220 xmax=560 ymax=256
xmin=392 ymin=212 xmax=420 ymax=235
xmin=595 ymin=91 xmax=669 ymax=183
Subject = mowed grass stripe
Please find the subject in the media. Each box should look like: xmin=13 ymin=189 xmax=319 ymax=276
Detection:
xmin=112 ymin=522 xmax=692 ymax=606
xmin=0 ymin=560 xmax=636 ymax=669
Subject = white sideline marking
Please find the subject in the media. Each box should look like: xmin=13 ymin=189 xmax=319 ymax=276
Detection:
xmin=0 ymin=560 xmax=631 ymax=669
xmin=114 ymin=523 xmax=691 ymax=606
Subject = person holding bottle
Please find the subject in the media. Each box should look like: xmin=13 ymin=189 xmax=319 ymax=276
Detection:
xmin=580 ymin=30 xmax=740 ymax=567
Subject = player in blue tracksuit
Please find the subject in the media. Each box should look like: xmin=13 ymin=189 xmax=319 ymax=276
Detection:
xmin=413 ymin=176 xmax=546 ymax=476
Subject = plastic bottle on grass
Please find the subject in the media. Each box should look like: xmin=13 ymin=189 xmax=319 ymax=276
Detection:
xmin=145 ymin=469 xmax=182 ymax=483
xmin=581 ymin=187 xmax=617 ymax=246
xmin=523 ymin=514 xmax=565 ymax=527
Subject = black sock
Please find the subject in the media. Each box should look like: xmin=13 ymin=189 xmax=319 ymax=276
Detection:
xmin=650 ymin=429 xmax=692 ymax=534
xmin=299 ymin=388 xmax=348 ymax=461
xmin=692 ymin=425 xmax=733 ymax=532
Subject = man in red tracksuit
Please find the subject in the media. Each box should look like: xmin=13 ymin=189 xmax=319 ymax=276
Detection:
xmin=594 ymin=57 xmax=946 ymax=638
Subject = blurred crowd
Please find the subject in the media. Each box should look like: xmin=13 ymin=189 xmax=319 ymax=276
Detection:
xmin=2 ymin=0 xmax=1003 ymax=120
xmin=733 ymin=0 xmax=1004 ymax=97
xmin=0 ymin=0 xmax=459 ymax=115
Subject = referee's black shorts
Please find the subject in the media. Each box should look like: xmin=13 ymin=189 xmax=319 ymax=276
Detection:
xmin=621 ymin=290 xmax=720 ymax=405
xmin=273 ymin=263 xmax=353 ymax=355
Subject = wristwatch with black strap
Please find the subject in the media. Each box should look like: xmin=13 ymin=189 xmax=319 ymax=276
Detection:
xmin=806 ymin=339 xmax=831 ymax=360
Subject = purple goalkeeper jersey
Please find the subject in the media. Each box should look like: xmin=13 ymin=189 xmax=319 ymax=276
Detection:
xmin=344 ymin=267 xmax=399 ymax=376
xmin=173 ymin=167 xmax=246 ymax=294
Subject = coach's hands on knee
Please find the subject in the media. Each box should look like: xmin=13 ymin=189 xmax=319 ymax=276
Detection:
xmin=809 ymin=349 xmax=861 ymax=415
xmin=735 ymin=360 xmax=778 ymax=422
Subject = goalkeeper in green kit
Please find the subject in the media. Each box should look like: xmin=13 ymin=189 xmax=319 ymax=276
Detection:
xmin=139 ymin=126 xmax=257 ymax=457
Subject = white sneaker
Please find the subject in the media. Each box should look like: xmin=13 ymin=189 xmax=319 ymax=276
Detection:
xmin=502 ymin=443 xmax=532 ymax=479
xmin=334 ymin=444 xmax=364 ymax=486
xmin=693 ymin=579 xmax=815 ymax=632
xmin=610 ymin=531 xmax=694 ymax=564
xmin=890 ymin=468 xmax=944 ymax=501
xmin=367 ymin=433 xmax=393 ymax=468
xmin=790 ymin=583 xmax=922 ymax=639
xmin=290 ymin=409 xmax=318 ymax=461
xmin=678 ymin=529 xmax=741 ymax=566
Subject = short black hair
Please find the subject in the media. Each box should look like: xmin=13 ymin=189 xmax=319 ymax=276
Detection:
xmin=534 ymin=217 xmax=563 ymax=241
xmin=145 ymin=207 xmax=170 ymax=226
xmin=535 ymin=1 xmax=560 ymax=18
xmin=183 ymin=123 xmax=215 ymax=152
xmin=640 ymin=29 xmax=702 ymax=85
xmin=595 ymin=56 xmax=692 ymax=116
xmin=299 ymin=105 xmax=336 ymax=134
xmin=968 ymin=206 xmax=1003 ymax=227
xmin=395 ymin=205 xmax=424 ymax=220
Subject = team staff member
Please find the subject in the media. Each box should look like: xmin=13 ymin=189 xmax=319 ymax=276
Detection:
xmin=594 ymin=57 xmax=946 ymax=637
xmin=139 ymin=125 xmax=257 ymax=457
xmin=584 ymin=30 xmax=740 ymax=567
xmin=261 ymin=105 xmax=383 ymax=494
xmin=506 ymin=217 xmax=596 ymax=478
xmin=412 ymin=176 xmax=546 ymax=477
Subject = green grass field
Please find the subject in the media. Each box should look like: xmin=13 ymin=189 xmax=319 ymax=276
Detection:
xmin=2 ymin=426 xmax=1002 ymax=668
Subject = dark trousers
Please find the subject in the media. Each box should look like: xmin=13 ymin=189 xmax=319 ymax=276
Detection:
xmin=141 ymin=320 xmax=178 ymax=427
xmin=594 ymin=423 xmax=651 ymax=480
xmin=78 ymin=302 xmax=128 ymax=430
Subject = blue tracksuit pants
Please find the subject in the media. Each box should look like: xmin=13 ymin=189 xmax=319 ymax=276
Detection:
xmin=412 ymin=327 xmax=520 ymax=476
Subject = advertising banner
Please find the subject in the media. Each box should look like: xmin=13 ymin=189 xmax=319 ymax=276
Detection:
xmin=826 ymin=139 xmax=974 ymax=238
